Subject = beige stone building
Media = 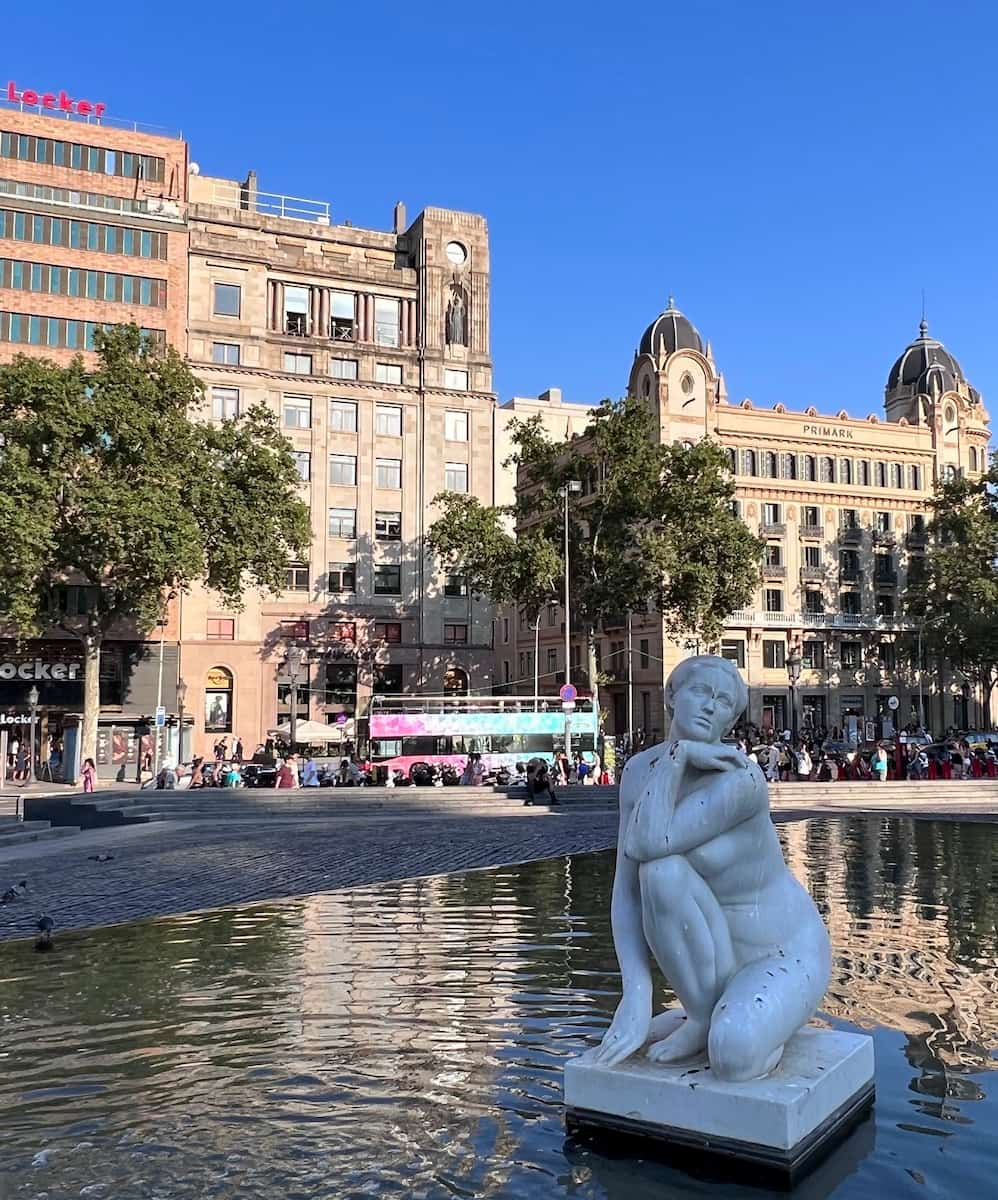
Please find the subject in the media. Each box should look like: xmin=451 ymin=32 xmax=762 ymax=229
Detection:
xmin=182 ymin=172 xmax=497 ymax=757
xmin=501 ymin=302 xmax=991 ymax=743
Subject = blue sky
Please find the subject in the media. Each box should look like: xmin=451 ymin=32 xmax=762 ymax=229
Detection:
xmin=7 ymin=1 xmax=996 ymax=417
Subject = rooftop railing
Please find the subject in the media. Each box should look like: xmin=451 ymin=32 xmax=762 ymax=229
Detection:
xmin=0 ymin=94 xmax=183 ymax=139
xmin=201 ymin=181 xmax=331 ymax=224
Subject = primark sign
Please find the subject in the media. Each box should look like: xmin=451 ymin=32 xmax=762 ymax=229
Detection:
xmin=0 ymin=659 xmax=81 ymax=681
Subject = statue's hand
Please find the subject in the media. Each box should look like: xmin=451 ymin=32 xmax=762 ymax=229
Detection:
xmin=593 ymin=989 xmax=652 ymax=1066
xmin=679 ymin=741 xmax=746 ymax=773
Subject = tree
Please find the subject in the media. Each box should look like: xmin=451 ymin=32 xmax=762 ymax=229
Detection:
xmin=428 ymin=395 xmax=762 ymax=706
xmin=0 ymin=326 xmax=311 ymax=760
xmin=903 ymin=453 xmax=998 ymax=728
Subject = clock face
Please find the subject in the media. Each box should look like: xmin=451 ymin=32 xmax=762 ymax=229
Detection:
xmin=445 ymin=241 xmax=467 ymax=266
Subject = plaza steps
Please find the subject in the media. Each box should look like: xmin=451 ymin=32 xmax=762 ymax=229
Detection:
xmin=23 ymin=793 xmax=167 ymax=831
xmin=0 ymin=814 xmax=81 ymax=846
xmin=769 ymin=780 xmax=998 ymax=812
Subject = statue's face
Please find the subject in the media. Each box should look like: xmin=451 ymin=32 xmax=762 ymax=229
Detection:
xmin=670 ymin=667 xmax=738 ymax=743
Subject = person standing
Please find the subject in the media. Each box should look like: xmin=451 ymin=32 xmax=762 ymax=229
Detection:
xmin=872 ymin=742 xmax=889 ymax=783
xmin=302 ymin=756 xmax=320 ymax=787
xmin=795 ymin=744 xmax=813 ymax=782
xmin=233 ymin=738 xmax=244 ymax=765
xmin=275 ymin=759 xmax=295 ymax=789
xmin=81 ymin=757 xmax=97 ymax=793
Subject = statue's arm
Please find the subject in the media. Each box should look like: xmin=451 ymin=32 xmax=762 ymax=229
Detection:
xmin=659 ymin=761 xmax=766 ymax=856
xmin=622 ymin=742 xmax=684 ymax=864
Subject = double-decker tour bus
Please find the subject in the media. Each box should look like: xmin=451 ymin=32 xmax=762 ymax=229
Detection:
xmin=368 ymin=694 xmax=599 ymax=776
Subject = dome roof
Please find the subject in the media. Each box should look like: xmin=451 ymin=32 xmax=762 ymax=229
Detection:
xmin=638 ymin=298 xmax=704 ymax=358
xmin=887 ymin=320 xmax=965 ymax=394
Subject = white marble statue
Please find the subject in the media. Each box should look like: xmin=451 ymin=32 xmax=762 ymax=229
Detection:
xmin=595 ymin=655 xmax=831 ymax=1081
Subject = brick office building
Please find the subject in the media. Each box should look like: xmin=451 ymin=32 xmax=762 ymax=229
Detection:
xmin=0 ymin=83 xmax=188 ymax=776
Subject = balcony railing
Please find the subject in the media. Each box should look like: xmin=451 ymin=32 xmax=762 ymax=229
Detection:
xmin=800 ymin=566 xmax=825 ymax=581
xmin=906 ymin=529 xmax=928 ymax=547
xmin=760 ymin=522 xmax=786 ymax=536
xmin=205 ymin=180 xmax=331 ymax=224
xmin=800 ymin=525 xmax=824 ymax=539
xmin=875 ymin=572 xmax=898 ymax=587
xmin=728 ymin=608 xmax=915 ymax=631
xmin=872 ymin=529 xmax=896 ymax=546
xmin=763 ymin=563 xmax=786 ymax=578
xmin=839 ymin=567 xmax=860 ymax=582
xmin=839 ymin=526 xmax=863 ymax=543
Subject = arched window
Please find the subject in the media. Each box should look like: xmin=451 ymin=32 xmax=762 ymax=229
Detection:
xmin=444 ymin=667 xmax=469 ymax=695
xmin=804 ymin=455 xmax=817 ymax=482
xmin=821 ymin=456 xmax=835 ymax=483
xmin=744 ymin=449 xmax=757 ymax=476
xmin=859 ymin=460 xmax=870 ymax=487
xmin=725 ymin=447 xmax=737 ymax=474
xmin=969 ymin=446 xmax=978 ymax=472
xmin=839 ymin=458 xmax=852 ymax=485
xmin=784 ymin=453 xmax=798 ymax=479
xmin=204 ymin=666 xmax=233 ymax=733
xmin=890 ymin=463 xmax=902 ymax=489
xmin=875 ymin=461 xmax=887 ymax=488
xmin=765 ymin=450 xmax=778 ymax=478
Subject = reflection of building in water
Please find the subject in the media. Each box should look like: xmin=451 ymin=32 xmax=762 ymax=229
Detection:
xmin=780 ymin=818 xmax=998 ymax=1084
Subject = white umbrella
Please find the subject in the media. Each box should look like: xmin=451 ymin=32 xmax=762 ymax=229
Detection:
xmin=269 ymin=719 xmax=349 ymax=742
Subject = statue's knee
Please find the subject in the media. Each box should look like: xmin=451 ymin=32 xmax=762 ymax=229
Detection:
xmin=708 ymin=1014 xmax=770 ymax=1082
xmin=640 ymin=855 xmax=691 ymax=895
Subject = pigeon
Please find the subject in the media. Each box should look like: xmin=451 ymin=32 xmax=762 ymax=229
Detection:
xmin=34 ymin=913 xmax=54 ymax=953
xmin=87 ymin=854 xmax=115 ymax=863
xmin=1 ymin=880 xmax=28 ymax=904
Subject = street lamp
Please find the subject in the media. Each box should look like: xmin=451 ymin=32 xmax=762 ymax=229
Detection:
xmin=176 ymin=677 xmax=187 ymax=765
xmin=786 ymin=641 xmax=802 ymax=743
xmin=285 ymin=645 xmax=309 ymax=751
xmin=558 ymin=480 xmax=583 ymax=755
xmin=26 ymin=684 xmax=39 ymax=785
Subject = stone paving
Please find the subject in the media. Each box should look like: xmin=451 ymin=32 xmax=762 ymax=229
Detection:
xmin=0 ymin=810 xmax=621 ymax=942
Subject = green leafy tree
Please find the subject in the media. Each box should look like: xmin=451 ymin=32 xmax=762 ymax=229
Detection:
xmin=0 ymin=326 xmax=311 ymax=761
xmin=428 ymin=395 xmax=762 ymax=707
xmin=904 ymin=453 xmax=998 ymax=727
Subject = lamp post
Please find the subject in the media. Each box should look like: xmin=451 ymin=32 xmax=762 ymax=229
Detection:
xmin=285 ymin=645 xmax=308 ymax=752
xmin=558 ymin=480 xmax=583 ymax=756
xmin=27 ymin=684 xmax=39 ymax=786
xmin=786 ymin=641 xmax=802 ymax=743
xmin=176 ymin=677 xmax=187 ymax=766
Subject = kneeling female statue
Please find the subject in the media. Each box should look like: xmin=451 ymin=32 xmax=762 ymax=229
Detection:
xmin=595 ymin=656 xmax=831 ymax=1081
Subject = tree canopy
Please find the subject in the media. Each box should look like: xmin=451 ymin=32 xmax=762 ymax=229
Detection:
xmin=428 ymin=395 xmax=762 ymax=700
xmin=0 ymin=326 xmax=311 ymax=760
xmin=903 ymin=452 xmax=998 ymax=723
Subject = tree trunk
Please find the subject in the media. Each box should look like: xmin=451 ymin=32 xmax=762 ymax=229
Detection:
xmin=81 ymin=632 xmax=102 ymax=765
xmin=587 ymin=627 xmax=601 ymax=743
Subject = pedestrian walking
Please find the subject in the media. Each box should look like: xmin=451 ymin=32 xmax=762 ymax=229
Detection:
xmin=302 ymin=756 xmax=320 ymax=787
xmin=275 ymin=759 xmax=296 ymax=789
xmin=213 ymin=738 xmax=227 ymax=764
xmin=81 ymin=757 xmax=97 ymax=793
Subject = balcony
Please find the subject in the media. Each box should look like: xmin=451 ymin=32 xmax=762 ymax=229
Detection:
xmin=727 ymin=608 xmax=915 ymax=631
xmin=839 ymin=526 xmax=863 ymax=544
xmin=800 ymin=566 xmax=825 ymax=582
xmin=763 ymin=563 xmax=786 ymax=578
xmin=872 ymin=529 xmax=896 ymax=546
xmin=906 ymin=529 xmax=928 ymax=547
xmin=760 ymin=522 xmax=786 ymax=536
xmin=839 ymin=567 xmax=860 ymax=582
xmin=800 ymin=525 xmax=824 ymax=540
xmin=875 ymin=572 xmax=898 ymax=587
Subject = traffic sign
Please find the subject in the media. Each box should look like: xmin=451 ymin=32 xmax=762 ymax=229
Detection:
xmin=887 ymin=696 xmax=899 ymax=711
xmin=335 ymin=713 xmax=348 ymax=725
xmin=559 ymin=683 xmax=577 ymax=703
xmin=154 ymin=705 xmax=166 ymax=728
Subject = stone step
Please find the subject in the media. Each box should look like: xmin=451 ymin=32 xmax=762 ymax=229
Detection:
xmin=0 ymin=824 xmax=79 ymax=846
xmin=0 ymin=819 xmax=53 ymax=839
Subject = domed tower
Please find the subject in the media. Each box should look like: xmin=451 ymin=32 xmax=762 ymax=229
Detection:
xmin=884 ymin=320 xmax=989 ymax=476
xmin=627 ymin=298 xmax=724 ymax=442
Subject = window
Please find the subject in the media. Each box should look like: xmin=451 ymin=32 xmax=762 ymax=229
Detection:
xmin=211 ymin=341 xmax=240 ymax=365
xmin=502 ymin=617 xmax=509 ymax=643
xmin=783 ymin=453 xmax=798 ymax=480
xmin=373 ymin=664 xmax=404 ymax=693
xmin=331 ymin=621 xmax=356 ymax=644
xmin=875 ymin=511 xmax=891 ymax=533
xmin=445 ymin=462 xmax=469 ymax=492
xmin=374 ymin=297 xmax=400 ymax=346
xmin=213 ymin=282 xmax=241 ymax=317
xmin=743 ymin=449 xmax=757 ymax=476
xmin=876 ymin=593 xmax=895 ymax=617
xmin=327 ymin=562 xmax=356 ymax=592
xmin=331 ymin=291 xmax=355 ymax=341
xmin=802 ymin=641 xmax=824 ymax=670
xmin=839 ymin=458 xmax=852 ymax=485
xmin=330 ymin=357 xmax=358 ymax=380
xmin=859 ymin=460 xmax=870 ymax=486
xmin=840 ymin=591 xmax=861 ymax=615
xmin=764 ymin=450 xmax=778 ymax=478
xmin=910 ymin=514 xmax=926 ymax=534
xmin=503 ymin=660 xmax=511 ymax=683
xmin=640 ymin=639 xmax=650 ymax=669
xmin=841 ymin=508 xmax=858 ymax=530
xmin=820 ymin=456 xmax=835 ymax=483
xmin=841 ymin=642 xmax=862 ymax=669
xmin=329 ymin=399 xmax=358 ymax=432
xmin=445 ymin=410 xmax=469 ymax=441
xmin=764 ymin=543 xmax=782 ymax=566
xmin=874 ymin=461 xmax=886 ymax=488
xmin=283 ymin=395 xmax=311 ymax=429
xmin=890 ymin=463 xmax=903 ymax=489
xmin=803 ymin=590 xmax=824 ymax=614
xmin=804 ymin=455 xmax=817 ymax=482
xmin=762 ymin=502 xmax=781 ymax=526
xmin=325 ymin=664 xmax=357 ymax=704
xmin=375 ymin=457 xmax=402 ymax=489
xmin=444 ymin=574 xmax=468 ymax=597
xmin=204 ymin=666 xmax=234 ymax=732
xmin=444 ymin=369 xmax=469 ymax=391
xmin=284 ymin=351 xmax=312 ymax=374
xmin=763 ymin=640 xmax=785 ymax=669
xmin=878 ymin=642 xmax=896 ymax=670
xmin=375 ymin=362 xmax=403 ymax=385
xmin=375 ymin=510 xmax=402 ymax=540
xmin=875 ymin=553 xmax=895 ymax=580
xmin=444 ymin=623 xmax=468 ymax=644
xmin=721 ymin=639 xmax=745 ymax=668
xmin=283 ymin=285 xmax=309 ymax=336
xmin=292 ymin=450 xmax=311 ymax=482
xmin=206 ymin=618 xmax=235 ymax=640
xmin=285 ymin=562 xmax=310 ymax=592
xmin=804 ymin=545 xmax=822 ymax=568
xmin=910 ymin=464 xmax=922 ymax=490
xmin=374 ymin=622 xmax=402 ymax=644
xmin=518 ymin=651 xmax=526 ymax=677
xmin=546 ymin=648 xmax=558 ymax=674
xmin=328 ymin=507 xmax=357 ymax=538
xmin=329 ymin=453 xmax=357 ymax=486
xmin=802 ymin=505 xmax=820 ymax=528
xmin=373 ymin=564 xmax=402 ymax=595
xmin=375 ymin=404 xmax=403 ymax=436
xmin=547 ymin=604 xmax=557 ymax=625
xmin=211 ymin=387 xmax=239 ymax=420
xmin=764 ymin=588 xmax=783 ymax=612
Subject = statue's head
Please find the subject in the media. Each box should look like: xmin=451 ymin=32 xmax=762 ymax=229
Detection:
xmin=665 ymin=655 xmax=747 ymax=743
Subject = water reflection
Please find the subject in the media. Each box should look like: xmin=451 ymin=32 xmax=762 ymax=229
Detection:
xmin=0 ymin=816 xmax=995 ymax=1198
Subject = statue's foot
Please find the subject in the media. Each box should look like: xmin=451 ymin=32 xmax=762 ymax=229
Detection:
xmin=647 ymin=1015 xmax=709 ymax=1064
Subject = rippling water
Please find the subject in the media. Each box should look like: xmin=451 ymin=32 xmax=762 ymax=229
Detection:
xmin=1 ymin=815 xmax=997 ymax=1199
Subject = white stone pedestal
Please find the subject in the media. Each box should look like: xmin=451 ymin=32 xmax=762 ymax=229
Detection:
xmin=564 ymin=1026 xmax=875 ymax=1188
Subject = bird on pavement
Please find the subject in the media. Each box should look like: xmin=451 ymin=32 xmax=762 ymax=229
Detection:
xmin=87 ymin=854 xmax=115 ymax=863
xmin=34 ymin=914 xmax=54 ymax=953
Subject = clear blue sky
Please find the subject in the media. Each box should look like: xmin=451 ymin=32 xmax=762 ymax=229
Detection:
xmin=7 ymin=1 xmax=997 ymax=418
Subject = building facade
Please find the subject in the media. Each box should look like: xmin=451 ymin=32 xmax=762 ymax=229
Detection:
xmin=182 ymin=173 xmax=497 ymax=758
xmin=0 ymin=86 xmax=189 ymax=777
xmin=502 ymin=302 xmax=991 ymax=743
